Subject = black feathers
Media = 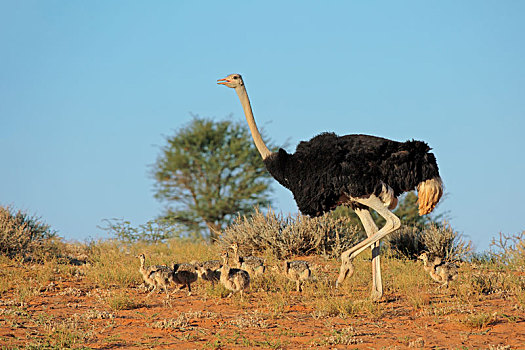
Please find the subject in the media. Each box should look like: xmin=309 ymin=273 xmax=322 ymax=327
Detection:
xmin=263 ymin=132 xmax=440 ymax=217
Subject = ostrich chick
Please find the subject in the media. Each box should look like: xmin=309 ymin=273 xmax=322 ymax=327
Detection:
xmin=194 ymin=260 xmax=222 ymax=284
xmin=220 ymin=252 xmax=250 ymax=298
xmin=274 ymin=260 xmax=312 ymax=292
xmin=230 ymin=243 xmax=266 ymax=276
xmin=171 ymin=263 xmax=198 ymax=296
xmin=418 ymin=252 xmax=458 ymax=287
xmin=137 ymin=253 xmax=172 ymax=294
xmin=149 ymin=266 xmax=174 ymax=296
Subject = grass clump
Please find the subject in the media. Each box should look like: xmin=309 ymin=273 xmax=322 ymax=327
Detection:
xmin=152 ymin=313 xmax=192 ymax=330
xmin=313 ymin=298 xmax=360 ymax=318
xmin=462 ymin=311 xmax=498 ymax=329
xmin=107 ymin=290 xmax=142 ymax=310
xmin=33 ymin=314 xmax=94 ymax=349
xmin=322 ymin=327 xmax=363 ymax=346
xmin=83 ymin=240 xmax=140 ymax=287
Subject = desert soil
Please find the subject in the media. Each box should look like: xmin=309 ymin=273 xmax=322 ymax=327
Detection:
xmin=0 ymin=259 xmax=524 ymax=349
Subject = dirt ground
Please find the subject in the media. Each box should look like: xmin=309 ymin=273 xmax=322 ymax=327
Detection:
xmin=0 ymin=260 xmax=524 ymax=349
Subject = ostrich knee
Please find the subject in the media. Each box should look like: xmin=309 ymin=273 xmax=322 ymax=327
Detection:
xmin=388 ymin=215 xmax=402 ymax=232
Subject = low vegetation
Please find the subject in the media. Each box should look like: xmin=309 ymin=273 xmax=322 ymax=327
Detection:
xmin=0 ymin=205 xmax=524 ymax=348
xmin=0 ymin=205 xmax=60 ymax=260
xmin=386 ymin=221 xmax=472 ymax=261
xmin=217 ymin=208 xmax=365 ymax=259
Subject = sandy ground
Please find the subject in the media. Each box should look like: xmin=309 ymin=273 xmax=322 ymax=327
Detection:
xmin=0 ymin=260 xmax=524 ymax=349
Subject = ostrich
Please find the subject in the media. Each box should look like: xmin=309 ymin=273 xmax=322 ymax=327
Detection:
xmin=418 ymin=252 xmax=458 ymax=288
xmin=137 ymin=253 xmax=172 ymax=294
xmin=171 ymin=262 xmax=199 ymax=296
xmin=230 ymin=243 xmax=266 ymax=276
xmin=273 ymin=260 xmax=312 ymax=292
xmin=219 ymin=251 xmax=250 ymax=299
xmin=218 ymin=73 xmax=443 ymax=300
xmin=150 ymin=266 xmax=174 ymax=296
xmin=194 ymin=260 xmax=222 ymax=284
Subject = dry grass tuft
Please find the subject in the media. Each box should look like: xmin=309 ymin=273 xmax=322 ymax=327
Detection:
xmin=106 ymin=290 xmax=143 ymax=310
xmin=228 ymin=311 xmax=270 ymax=328
xmin=33 ymin=313 xmax=95 ymax=348
xmin=152 ymin=311 xmax=217 ymax=331
xmin=462 ymin=311 xmax=498 ymax=329
xmin=321 ymin=326 xmax=363 ymax=346
xmin=152 ymin=313 xmax=192 ymax=330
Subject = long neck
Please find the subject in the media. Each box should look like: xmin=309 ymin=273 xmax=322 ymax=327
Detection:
xmin=220 ymin=261 xmax=230 ymax=280
xmin=235 ymin=86 xmax=272 ymax=160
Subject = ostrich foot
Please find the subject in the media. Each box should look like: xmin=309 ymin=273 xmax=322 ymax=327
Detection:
xmin=370 ymin=288 xmax=383 ymax=301
xmin=335 ymin=258 xmax=355 ymax=288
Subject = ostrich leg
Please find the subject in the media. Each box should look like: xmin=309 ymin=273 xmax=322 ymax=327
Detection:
xmin=336 ymin=207 xmax=382 ymax=298
xmin=336 ymin=195 xmax=401 ymax=300
xmin=355 ymin=208 xmax=382 ymax=300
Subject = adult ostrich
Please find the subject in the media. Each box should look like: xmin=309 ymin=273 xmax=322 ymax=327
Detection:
xmin=218 ymin=73 xmax=443 ymax=300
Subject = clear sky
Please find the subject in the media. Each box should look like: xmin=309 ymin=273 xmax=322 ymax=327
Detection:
xmin=1 ymin=1 xmax=524 ymax=250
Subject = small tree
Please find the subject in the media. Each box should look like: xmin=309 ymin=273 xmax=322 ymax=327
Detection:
xmin=152 ymin=116 xmax=275 ymax=240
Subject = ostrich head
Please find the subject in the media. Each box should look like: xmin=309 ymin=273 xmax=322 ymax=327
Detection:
xmin=417 ymin=252 xmax=429 ymax=263
xmin=217 ymin=73 xmax=244 ymax=88
xmin=136 ymin=253 xmax=146 ymax=267
xmin=418 ymin=252 xmax=442 ymax=267
xmin=217 ymin=72 xmax=272 ymax=160
xmin=221 ymin=251 xmax=229 ymax=263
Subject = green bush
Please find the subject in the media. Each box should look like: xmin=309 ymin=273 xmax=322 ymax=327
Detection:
xmin=0 ymin=205 xmax=58 ymax=259
xmin=217 ymin=208 xmax=365 ymax=259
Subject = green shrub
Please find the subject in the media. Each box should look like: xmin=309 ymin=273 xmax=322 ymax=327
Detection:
xmin=0 ymin=205 xmax=58 ymax=259
xmin=217 ymin=208 xmax=364 ymax=259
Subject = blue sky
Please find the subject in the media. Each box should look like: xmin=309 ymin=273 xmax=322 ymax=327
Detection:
xmin=1 ymin=1 xmax=524 ymax=250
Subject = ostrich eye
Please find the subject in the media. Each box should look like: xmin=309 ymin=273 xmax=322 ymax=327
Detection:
xmin=233 ymin=76 xmax=238 ymax=80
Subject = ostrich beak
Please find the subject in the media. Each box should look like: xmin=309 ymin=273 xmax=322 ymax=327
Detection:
xmin=217 ymin=78 xmax=229 ymax=85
